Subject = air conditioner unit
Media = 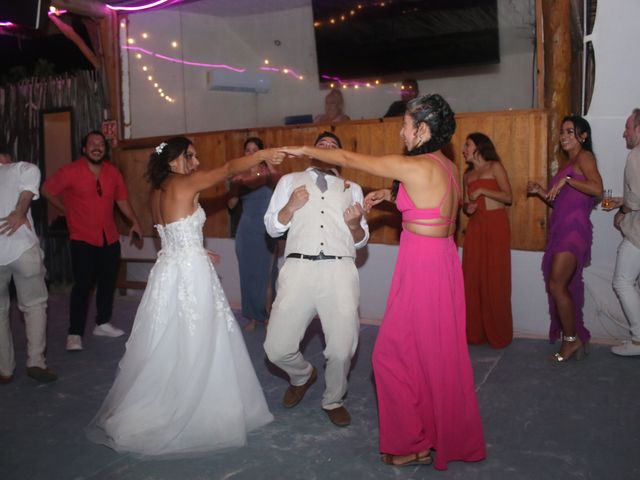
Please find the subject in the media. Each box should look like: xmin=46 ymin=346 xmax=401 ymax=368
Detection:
xmin=206 ymin=70 xmax=270 ymax=93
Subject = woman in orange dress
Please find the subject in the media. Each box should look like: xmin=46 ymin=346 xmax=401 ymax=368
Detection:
xmin=462 ymin=133 xmax=513 ymax=348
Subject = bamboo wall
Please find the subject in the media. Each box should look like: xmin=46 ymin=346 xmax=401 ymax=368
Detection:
xmin=114 ymin=109 xmax=548 ymax=250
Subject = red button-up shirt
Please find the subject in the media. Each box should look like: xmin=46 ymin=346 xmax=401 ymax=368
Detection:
xmin=43 ymin=157 xmax=129 ymax=247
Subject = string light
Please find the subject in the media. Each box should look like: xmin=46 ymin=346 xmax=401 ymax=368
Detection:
xmin=142 ymin=33 xmax=149 ymax=39
xmin=125 ymin=46 xmax=246 ymax=72
xmin=125 ymin=43 xmax=386 ymax=98
xmin=48 ymin=7 xmax=67 ymax=16
xmin=107 ymin=0 xmax=174 ymax=12
xmin=171 ymin=41 xmax=178 ymax=48
xmin=315 ymin=1 xmax=390 ymax=28
xmin=321 ymin=74 xmax=379 ymax=89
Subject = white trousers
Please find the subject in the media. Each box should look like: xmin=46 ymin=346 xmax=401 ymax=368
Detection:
xmin=613 ymin=238 xmax=640 ymax=342
xmin=0 ymin=244 xmax=49 ymax=375
xmin=264 ymin=258 xmax=360 ymax=410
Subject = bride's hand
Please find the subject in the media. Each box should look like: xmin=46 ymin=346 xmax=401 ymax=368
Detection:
xmin=279 ymin=146 xmax=306 ymax=158
xmin=264 ymin=149 xmax=285 ymax=166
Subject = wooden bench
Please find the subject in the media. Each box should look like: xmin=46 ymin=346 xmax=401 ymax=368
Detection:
xmin=116 ymin=257 xmax=156 ymax=295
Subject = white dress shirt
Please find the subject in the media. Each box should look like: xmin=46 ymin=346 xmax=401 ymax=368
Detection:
xmin=0 ymin=162 xmax=41 ymax=265
xmin=621 ymin=145 xmax=640 ymax=248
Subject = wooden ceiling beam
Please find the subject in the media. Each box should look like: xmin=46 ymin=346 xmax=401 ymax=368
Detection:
xmin=51 ymin=0 xmax=110 ymax=18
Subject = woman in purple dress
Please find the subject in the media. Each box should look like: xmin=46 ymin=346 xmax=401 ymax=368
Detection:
xmin=527 ymin=116 xmax=603 ymax=362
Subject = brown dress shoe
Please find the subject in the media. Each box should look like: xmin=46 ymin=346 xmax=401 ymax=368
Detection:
xmin=0 ymin=373 xmax=14 ymax=384
xmin=283 ymin=367 xmax=317 ymax=408
xmin=323 ymin=406 xmax=351 ymax=427
xmin=26 ymin=367 xmax=58 ymax=383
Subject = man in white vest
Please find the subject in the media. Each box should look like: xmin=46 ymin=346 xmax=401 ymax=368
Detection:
xmin=264 ymin=132 xmax=368 ymax=427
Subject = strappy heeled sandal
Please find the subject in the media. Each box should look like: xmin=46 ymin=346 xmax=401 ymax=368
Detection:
xmin=552 ymin=335 xmax=587 ymax=362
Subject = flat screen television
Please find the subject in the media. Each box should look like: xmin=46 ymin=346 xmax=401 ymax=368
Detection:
xmin=312 ymin=0 xmax=500 ymax=83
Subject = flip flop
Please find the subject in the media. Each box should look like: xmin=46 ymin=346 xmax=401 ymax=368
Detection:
xmin=381 ymin=452 xmax=433 ymax=467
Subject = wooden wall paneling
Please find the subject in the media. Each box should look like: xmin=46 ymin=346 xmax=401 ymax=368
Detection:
xmin=114 ymin=110 xmax=548 ymax=249
xmin=114 ymin=147 xmax=154 ymax=234
xmin=195 ymin=132 xmax=229 ymax=237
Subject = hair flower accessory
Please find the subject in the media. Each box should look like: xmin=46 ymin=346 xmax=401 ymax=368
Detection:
xmin=155 ymin=142 xmax=167 ymax=155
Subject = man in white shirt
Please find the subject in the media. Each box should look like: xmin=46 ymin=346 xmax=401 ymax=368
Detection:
xmin=610 ymin=108 xmax=640 ymax=356
xmin=263 ymin=132 xmax=368 ymax=427
xmin=0 ymin=145 xmax=56 ymax=383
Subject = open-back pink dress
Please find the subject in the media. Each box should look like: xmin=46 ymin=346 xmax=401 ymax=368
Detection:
xmin=372 ymin=155 xmax=486 ymax=470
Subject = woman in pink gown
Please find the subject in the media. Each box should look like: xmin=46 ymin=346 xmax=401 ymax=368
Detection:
xmin=282 ymin=94 xmax=485 ymax=470
xmin=527 ymin=115 xmax=603 ymax=362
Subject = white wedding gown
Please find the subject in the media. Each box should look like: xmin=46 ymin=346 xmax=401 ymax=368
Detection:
xmin=86 ymin=206 xmax=273 ymax=457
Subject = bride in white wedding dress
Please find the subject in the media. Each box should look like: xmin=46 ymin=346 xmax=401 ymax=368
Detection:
xmin=86 ymin=137 xmax=283 ymax=457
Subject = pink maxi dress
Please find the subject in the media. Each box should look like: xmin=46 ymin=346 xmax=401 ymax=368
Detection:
xmin=372 ymin=155 xmax=486 ymax=470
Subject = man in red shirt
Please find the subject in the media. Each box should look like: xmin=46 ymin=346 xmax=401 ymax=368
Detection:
xmin=42 ymin=131 xmax=143 ymax=351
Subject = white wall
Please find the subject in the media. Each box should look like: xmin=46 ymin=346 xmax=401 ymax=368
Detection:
xmin=125 ymin=0 xmax=536 ymax=138
xmin=581 ymin=0 xmax=640 ymax=342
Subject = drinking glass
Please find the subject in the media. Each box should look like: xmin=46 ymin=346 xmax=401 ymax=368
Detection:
xmin=602 ymin=189 xmax=612 ymax=209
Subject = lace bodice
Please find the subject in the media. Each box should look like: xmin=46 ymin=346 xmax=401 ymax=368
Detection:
xmin=155 ymin=205 xmax=205 ymax=255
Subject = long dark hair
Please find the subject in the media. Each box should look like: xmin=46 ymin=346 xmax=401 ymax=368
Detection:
xmin=244 ymin=136 xmax=264 ymax=151
xmin=146 ymin=136 xmax=193 ymax=189
xmin=562 ymin=115 xmax=593 ymax=152
xmin=392 ymin=93 xmax=456 ymax=197
xmin=465 ymin=132 xmax=501 ymax=172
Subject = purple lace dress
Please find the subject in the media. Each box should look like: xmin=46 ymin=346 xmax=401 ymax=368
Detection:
xmin=541 ymin=164 xmax=595 ymax=343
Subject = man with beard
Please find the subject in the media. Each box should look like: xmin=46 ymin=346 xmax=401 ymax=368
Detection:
xmin=605 ymin=108 xmax=640 ymax=356
xmin=42 ymin=131 xmax=143 ymax=352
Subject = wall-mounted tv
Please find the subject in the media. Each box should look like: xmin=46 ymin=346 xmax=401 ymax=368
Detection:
xmin=312 ymin=0 xmax=500 ymax=83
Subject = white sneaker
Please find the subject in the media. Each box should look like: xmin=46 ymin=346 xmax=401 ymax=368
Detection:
xmin=66 ymin=335 xmax=83 ymax=351
xmin=611 ymin=340 xmax=640 ymax=356
xmin=93 ymin=322 xmax=125 ymax=338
